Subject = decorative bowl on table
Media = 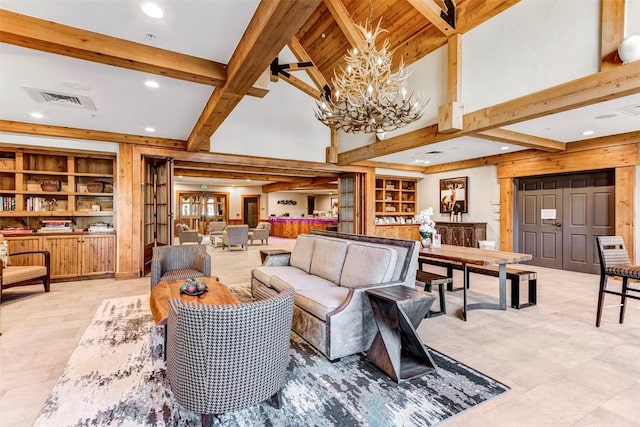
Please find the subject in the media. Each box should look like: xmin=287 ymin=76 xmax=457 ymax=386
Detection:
xmin=180 ymin=278 xmax=208 ymax=296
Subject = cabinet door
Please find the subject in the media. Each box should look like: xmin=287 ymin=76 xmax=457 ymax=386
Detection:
xmin=42 ymin=236 xmax=80 ymax=278
xmin=81 ymin=235 xmax=115 ymax=275
xmin=6 ymin=236 xmax=42 ymax=266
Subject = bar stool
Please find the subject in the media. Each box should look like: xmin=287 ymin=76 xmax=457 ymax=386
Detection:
xmin=595 ymin=236 xmax=640 ymax=327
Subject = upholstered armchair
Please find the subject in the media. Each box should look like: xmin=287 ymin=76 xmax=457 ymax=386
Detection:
xmin=249 ymin=222 xmax=271 ymax=245
xmin=150 ymin=245 xmax=211 ymax=289
xmin=222 ymin=225 xmax=249 ymax=251
xmin=166 ymin=288 xmax=295 ymax=424
xmin=208 ymin=221 xmax=227 ymax=236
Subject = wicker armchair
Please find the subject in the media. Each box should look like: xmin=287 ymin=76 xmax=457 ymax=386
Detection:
xmin=222 ymin=225 xmax=249 ymax=251
xmin=166 ymin=288 xmax=295 ymax=424
xmin=150 ymin=245 xmax=211 ymax=289
xmin=248 ymin=222 xmax=271 ymax=245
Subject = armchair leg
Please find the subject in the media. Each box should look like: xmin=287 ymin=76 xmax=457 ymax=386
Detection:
xmin=266 ymin=390 xmax=283 ymax=409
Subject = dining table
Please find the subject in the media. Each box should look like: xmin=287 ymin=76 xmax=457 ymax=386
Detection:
xmin=419 ymin=244 xmax=533 ymax=320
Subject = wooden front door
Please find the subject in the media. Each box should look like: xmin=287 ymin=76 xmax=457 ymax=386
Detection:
xmin=517 ymin=171 xmax=615 ymax=273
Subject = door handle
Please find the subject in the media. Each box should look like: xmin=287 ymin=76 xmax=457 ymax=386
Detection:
xmin=555 ymin=222 xmax=562 ymax=227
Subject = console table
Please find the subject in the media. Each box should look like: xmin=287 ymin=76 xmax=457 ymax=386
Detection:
xmin=365 ymin=285 xmax=436 ymax=382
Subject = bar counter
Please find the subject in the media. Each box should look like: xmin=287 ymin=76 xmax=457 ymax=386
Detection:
xmin=269 ymin=217 xmax=338 ymax=239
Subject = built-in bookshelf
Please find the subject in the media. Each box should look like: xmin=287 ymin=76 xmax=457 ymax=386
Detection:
xmin=375 ymin=176 xmax=417 ymax=218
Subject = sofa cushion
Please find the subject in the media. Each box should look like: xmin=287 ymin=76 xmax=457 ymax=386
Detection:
xmin=290 ymin=235 xmax=316 ymax=273
xmin=252 ymin=265 xmax=307 ymax=286
xmin=271 ymin=274 xmax=337 ymax=293
xmin=295 ymin=287 xmax=351 ymax=321
xmin=309 ymin=238 xmax=349 ymax=284
xmin=339 ymin=243 xmax=397 ymax=288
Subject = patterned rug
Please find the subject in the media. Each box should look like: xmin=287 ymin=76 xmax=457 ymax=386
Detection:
xmin=35 ymin=289 xmax=509 ymax=426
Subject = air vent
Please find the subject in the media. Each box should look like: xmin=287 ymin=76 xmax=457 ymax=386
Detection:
xmin=22 ymin=87 xmax=97 ymax=111
xmin=423 ymin=150 xmax=443 ymax=155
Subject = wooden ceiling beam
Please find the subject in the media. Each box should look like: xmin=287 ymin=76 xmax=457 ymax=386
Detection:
xmin=322 ymin=0 xmax=363 ymax=48
xmin=600 ymin=0 xmax=626 ymax=70
xmin=474 ymin=129 xmax=566 ymax=152
xmin=278 ymin=72 xmax=322 ymax=98
xmin=421 ymin=129 xmax=640 ymax=174
xmin=0 ymin=9 xmax=268 ymax=98
xmin=288 ymin=37 xmax=329 ymax=91
xmin=0 ymin=120 xmax=185 ymax=148
xmin=173 ymin=168 xmax=301 ymax=182
xmin=262 ymin=176 xmax=337 ymax=192
xmin=186 ymin=0 xmax=322 ymax=152
xmin=338 ymin=61 xmax=640 ymax=164
xmin=406 ymin=0 xmax=456 ymax=35
xmin=173 ymin=160 xmax=339 ymax=177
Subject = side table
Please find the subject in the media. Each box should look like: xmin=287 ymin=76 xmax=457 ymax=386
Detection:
xmin=259 ymin=249 xmax=291 ymax=265
xmin=365 ymin=285 xmax=437 ymax=382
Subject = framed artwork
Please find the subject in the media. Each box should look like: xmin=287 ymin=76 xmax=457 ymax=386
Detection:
xmin=439 ymin=177 xmax=468 ymax=213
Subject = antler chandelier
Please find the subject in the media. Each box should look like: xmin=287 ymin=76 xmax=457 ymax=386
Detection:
xmin=315 ymin=17 xmax=428 ymax=136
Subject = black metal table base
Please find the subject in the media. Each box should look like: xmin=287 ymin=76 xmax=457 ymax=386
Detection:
xmin=462 ymin=263 xmax=507 ymax=321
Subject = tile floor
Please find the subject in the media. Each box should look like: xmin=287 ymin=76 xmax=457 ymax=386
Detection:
xmin=0 ymin=237 xmax=638 ymax=426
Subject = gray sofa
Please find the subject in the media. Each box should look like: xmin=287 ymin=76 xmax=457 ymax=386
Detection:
xmin=251 ymin=230 xmax=419 ymax=361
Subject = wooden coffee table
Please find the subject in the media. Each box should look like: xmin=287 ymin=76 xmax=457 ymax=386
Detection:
xmin=150 ymin=276 xmax=240 ymax=325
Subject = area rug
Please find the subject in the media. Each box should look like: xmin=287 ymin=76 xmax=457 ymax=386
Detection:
xmin=35 ymin=292 xmax=509 ymax=427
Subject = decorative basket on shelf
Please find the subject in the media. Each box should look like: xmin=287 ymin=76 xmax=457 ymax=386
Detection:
xmin=40 ymin=180 xmax=61 ymax=192
xmin=86 ymin=181 xmax=105 ymax=193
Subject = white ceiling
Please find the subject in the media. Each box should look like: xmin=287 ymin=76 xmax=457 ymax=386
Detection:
xmin=0 ymin=0 xmax=638 ymax=180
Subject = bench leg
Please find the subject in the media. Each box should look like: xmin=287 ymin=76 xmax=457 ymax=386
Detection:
xmin=425 ymin=283 xmax=447 ymax=318
xmin=511 ymin=277 xmax=537 ymax=309
xmin=620 ymin=277 xmax=629 ymax=324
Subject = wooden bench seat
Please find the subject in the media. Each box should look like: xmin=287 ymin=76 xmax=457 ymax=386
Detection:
xmin=415 ymin=270 xmax=450 ymax=317
xmin=418 ymin=257 xmax=537 ymax=309
xmin=0 ymin=251 xmax=51 ymax=296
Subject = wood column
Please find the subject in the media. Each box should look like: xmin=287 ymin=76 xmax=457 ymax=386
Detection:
xmin=499 ymin=177 xmax=514 ymax=252
xmin=115 ymin=143 xmax=137 ymax=279
xmin=615 ymin=165 xmax=635 ymax=260
xmin=600 ymin=0 xmax=625 ymax=70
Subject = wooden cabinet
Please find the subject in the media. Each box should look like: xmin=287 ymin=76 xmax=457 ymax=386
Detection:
xmin=5 ymin=233 xmax=115 ymax=280
xmin=81 ymin=234 xmax=116 ymax=276
xmin=375 ymin=176 xmax=417 ymax=218
xmin=435 ymin=222 xmax=487 ymax=248
xmin=373 ymin=224 xmax=419 ymax=240
xmin=43 ymin=235 xmax=81 ymax=278
xmin=0 ymin=147 xmax=116 ymax=232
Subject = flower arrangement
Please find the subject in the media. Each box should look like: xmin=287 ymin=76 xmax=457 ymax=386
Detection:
xmin=414 ymin=207 xmax=436 ymax=239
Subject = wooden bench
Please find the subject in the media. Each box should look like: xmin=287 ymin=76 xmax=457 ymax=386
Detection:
xmin=415 ymin=270 xmax=450 ymax=317
xmin=418 ymin=257 xmax=537 ymax=309
xmin=0 ymin=251 xmax=51 ymax=297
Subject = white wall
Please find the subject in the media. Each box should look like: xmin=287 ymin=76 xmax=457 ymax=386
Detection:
xmin=415 ymin=166 xmax=501 ymax=248
xmin=0 ymin=132 xmax=118 ymax=153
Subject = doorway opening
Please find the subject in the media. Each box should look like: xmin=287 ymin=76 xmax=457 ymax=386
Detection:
xmin=242 ymin=195 xmax=260 ymax=228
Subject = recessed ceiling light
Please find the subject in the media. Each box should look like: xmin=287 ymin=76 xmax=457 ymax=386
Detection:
xmin=145 ymin=127 xmax=155 ymax=132
xmin=30 ymin=112 xmax=43 ymax=119
xmin=581 ymin=130 xmax=595 ymax=136
xmin=595 ymin=113 xmax=618 ymax=120
xmin=144 ymin=80 xmax=159 ymax=88
xmin=501 ymin=146 xmax=510 ymax=150
xmin=140 ymin=2 xmax=164 ymax=19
